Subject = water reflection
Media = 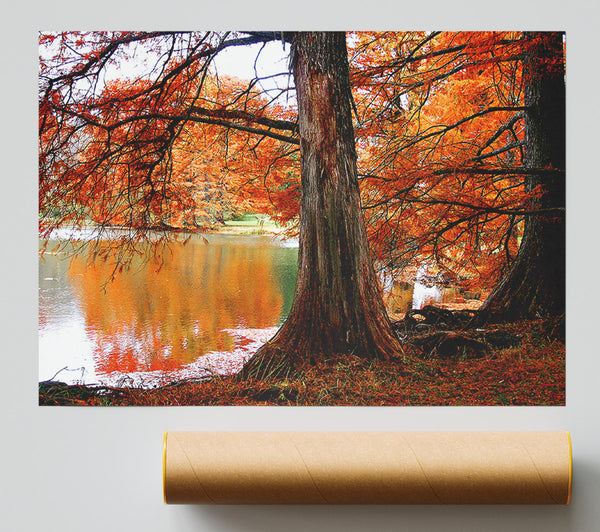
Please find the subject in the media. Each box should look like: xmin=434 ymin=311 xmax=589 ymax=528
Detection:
xmin=39 ymin=233 xmax=298 ymax=384
xmin=382 ymin=277 xmax=475 ymax=321
xmin=383 ymin=280 xmax=414 ymax=317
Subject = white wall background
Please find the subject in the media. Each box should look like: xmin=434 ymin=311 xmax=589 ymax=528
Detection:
xmin=2 ymin=1 xmax=599 ymax=530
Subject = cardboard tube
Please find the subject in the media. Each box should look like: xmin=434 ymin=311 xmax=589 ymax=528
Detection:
xmin=163 ymin=431 xmax=572 ymax=505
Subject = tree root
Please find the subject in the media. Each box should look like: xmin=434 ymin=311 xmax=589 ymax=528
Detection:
xmin=410 ymin=331 xmax=487 ymax=359
xmin=392 ymin=305 xmax=523 ymax=359
xmin=39 ymin=380 xmax=127 ymax=405
xmin=393 ymin=305 xmax=477 ymax=334
xmin=409 ymin=329 xmax=524 ymax=359
xmin=237 ymin=342 xmax=297 ymax=381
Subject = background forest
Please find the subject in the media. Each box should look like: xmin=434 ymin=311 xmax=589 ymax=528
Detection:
xmin=38 ymin=31 xmax=565 ymax=406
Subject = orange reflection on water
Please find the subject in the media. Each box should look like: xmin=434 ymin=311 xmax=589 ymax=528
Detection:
xmin=67 ymin=237 xmax=285 ymax=376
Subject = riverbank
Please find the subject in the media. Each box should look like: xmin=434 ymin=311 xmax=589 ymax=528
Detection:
xmin=39 ymin=318 xmax=564 ymax=406
xmin=40 ymin=219 xmax=294 ymax=241
xmin=207 ymin=218 xmax=293 ymax=236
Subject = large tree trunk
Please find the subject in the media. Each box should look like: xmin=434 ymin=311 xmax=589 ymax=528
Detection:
xmin=479 ymin=32 xmax=565 ymax=321
xmin=241 ymin=32 xmax=401 ymax=378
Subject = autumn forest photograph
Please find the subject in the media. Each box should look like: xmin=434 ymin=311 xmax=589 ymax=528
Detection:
xmin=38 ymin=31 xmax=565 ymax=406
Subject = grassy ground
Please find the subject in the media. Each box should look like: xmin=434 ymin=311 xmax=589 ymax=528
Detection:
xmin=223 ymin=220 xmax=277 ymax=227
xmin=215 ymin=216 xmax=288 ymax=235
xmin=39 ymin=319 xmax=564 ymax=407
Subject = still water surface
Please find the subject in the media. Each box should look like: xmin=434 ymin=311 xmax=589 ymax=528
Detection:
xmin=39 ymin=230 xmax=464 ymax=386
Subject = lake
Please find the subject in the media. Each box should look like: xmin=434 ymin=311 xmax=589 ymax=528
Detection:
xmin=39 ymin=229 xmax=473 ymax=387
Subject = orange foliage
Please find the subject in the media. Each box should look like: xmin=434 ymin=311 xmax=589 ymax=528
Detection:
xmin=167 ymin=75 xmax=300 ymax=230
xmin=39 ymin=31 xmax=564 ymax=294
xmin=346 ymin=32 xmax=556 ymax=291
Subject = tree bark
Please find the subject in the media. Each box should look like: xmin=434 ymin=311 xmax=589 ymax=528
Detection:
xmin=241 ymin=32 xmax=401 ymax=378
xmin=479 ymin=32 xmax=565 ymax=321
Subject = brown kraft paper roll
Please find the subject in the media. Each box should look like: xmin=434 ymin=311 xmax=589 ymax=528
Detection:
xmin=163 ymin=431 xmax=572 ymax=505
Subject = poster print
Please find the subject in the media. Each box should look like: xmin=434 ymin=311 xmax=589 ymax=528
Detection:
xmin=39 ymin=31 xmax=565 ymax=406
